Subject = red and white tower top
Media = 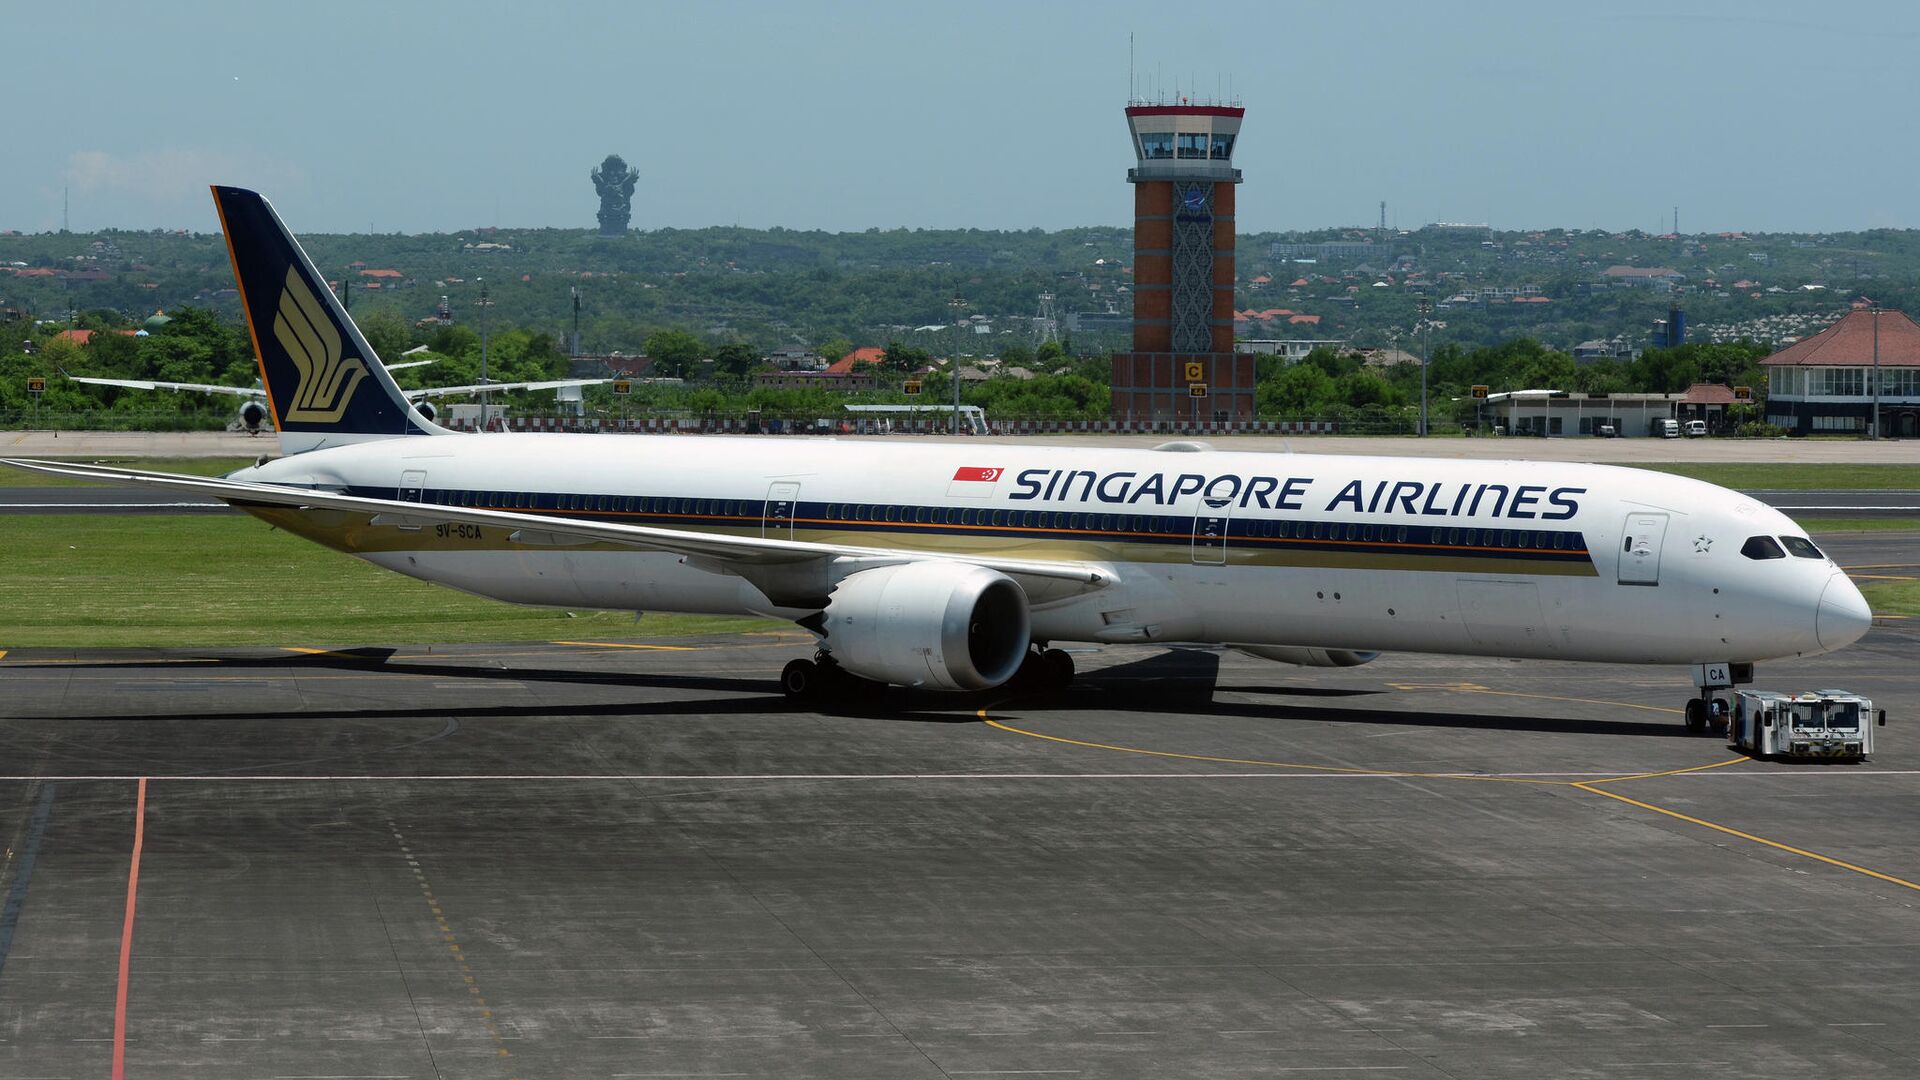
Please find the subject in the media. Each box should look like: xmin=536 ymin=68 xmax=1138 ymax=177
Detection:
xmin=1124 ymin=101 xmax=1244 ymax=184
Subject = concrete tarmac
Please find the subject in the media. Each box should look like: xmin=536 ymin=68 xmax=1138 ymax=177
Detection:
xmin=1 ymin=536 xmax=1917 ymax=1077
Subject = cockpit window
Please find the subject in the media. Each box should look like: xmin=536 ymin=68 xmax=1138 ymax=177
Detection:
xmin=1779 ymin=536 xmax=1824 ymax=560
xmin=1741 ymin=535 xmax=1786 ymax=560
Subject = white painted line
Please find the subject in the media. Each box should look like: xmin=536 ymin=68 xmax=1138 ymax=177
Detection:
xmin=0 ymin=502 xmax=224 ymax=509
xmin=0 ymin=770 xmax=1680 ymax=782
xmin=3 ymin=769 xmax=1917 ymax=784
xmin=1705 ymin=1024 xmax=1766 ymax=1029
xmin=1094 ymin=1030 xmax=1160 ymax=1035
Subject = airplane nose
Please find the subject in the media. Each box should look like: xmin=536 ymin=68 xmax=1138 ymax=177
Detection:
xmin=1816 ymin=572 xmax=1873 ymax=652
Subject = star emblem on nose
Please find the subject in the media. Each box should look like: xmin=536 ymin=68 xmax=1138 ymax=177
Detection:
xmin=1693 ymin=535 xmax=1713 ymax=553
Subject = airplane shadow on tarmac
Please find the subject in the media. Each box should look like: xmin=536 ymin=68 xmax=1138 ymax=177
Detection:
xmin=6 ymin=646 xmax=1692 ymax=737
xmin=994 ymin=648 xmax=1696 ymax=740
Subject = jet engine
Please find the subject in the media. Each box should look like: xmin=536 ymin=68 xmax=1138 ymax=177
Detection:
xmin=414 ymin=400 xmax=438 ymax=423
xmin=1234 ymin=645 xmax=1380 ymax=668
xmin=237 ymin=399 xmax=269 ymax=433
xmin=817 ymin=562 xmax=1030 ymax=690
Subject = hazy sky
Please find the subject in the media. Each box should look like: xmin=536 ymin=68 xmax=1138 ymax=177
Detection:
xmin=11 ymin=1 xmax=1919 ymax=235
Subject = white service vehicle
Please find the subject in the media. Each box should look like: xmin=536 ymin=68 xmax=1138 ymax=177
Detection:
xmin=1656 ymin=418 xmax=1681 ymax=438
xmin=1729 ymin=689 xmax=1885 ymax=761
xmin=1684 ymin=419 xmax=1708 ymax=438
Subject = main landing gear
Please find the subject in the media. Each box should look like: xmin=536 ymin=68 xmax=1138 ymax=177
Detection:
xmin=778 ymin=647 xmax=1077 ymax=701
xmin=780 ymin=655 xmax=877 ymax=701
xmin=1006 ymin=646 xmax=1076 ymax=696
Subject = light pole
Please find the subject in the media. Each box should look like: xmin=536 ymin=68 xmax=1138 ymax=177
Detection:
xmin=475 ymin=278 xmax=493 ymax=430
xmin=1416 ymin=299 xmax=1433 ymax=437
xmin=1871 ymin=303 xmax=1881 ymax=440
xmin=948 ymin=294 xmax=968 ymax=434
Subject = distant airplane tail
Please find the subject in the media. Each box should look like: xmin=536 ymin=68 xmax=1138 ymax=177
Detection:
xmin=210 ymin=186 xmax=448 ymax=454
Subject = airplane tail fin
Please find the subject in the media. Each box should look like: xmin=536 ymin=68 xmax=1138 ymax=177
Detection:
xmin=209 ymin=186 xmax=448 ymax=454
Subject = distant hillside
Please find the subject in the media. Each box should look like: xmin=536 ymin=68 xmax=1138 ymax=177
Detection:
xmin=3 ymin=221 xmax=1915 ymax=356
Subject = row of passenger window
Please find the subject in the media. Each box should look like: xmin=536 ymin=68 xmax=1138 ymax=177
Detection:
xmin=821 ymin=503 xmax=1577 ymax=550
xmin=423 ymin=489 xmax=757 ymax=517
xmin=417 ymin=490 xmax=1581 ymax=552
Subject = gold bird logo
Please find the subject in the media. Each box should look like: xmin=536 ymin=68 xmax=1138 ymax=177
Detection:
xmin=273 ymin=266 xmax=366 ymax=423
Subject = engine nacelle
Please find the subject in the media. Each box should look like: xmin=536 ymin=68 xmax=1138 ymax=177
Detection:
xmin=414 ymin=400 xmax=438 ymax=423
xmin=818 ymin=562 xmax=1030 ymax=690
xmin=1234 ymin=645 xmax=1381 ymax=668
xmin=237 ymin=399 xmax=269 ymax=432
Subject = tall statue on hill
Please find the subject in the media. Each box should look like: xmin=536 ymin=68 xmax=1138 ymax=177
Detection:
xmin=592 ymin=154 xmax=639 ymax=236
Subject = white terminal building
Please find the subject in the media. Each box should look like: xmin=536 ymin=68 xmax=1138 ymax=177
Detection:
xmin=1474 ymin=385 xmax=1741 ymax=437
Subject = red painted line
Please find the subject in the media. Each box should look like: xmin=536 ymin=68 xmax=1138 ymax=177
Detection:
xmin=111 ymin=777 xmax=147 ymax=1080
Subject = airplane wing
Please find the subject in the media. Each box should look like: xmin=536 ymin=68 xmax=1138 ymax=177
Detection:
xmin=0 ymin=459 xmax=1111 ymax=606
xmin=402 ymin=378 xmax=614 ymax=400
xmin=66 ymin=375 xmax=263 ymax=399
xmin=385 ymin=358 xmax=439 ymax=371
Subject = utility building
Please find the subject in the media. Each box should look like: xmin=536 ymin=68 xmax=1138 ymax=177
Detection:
xmin=1110 ymin=100 xmax=1255 ymax=424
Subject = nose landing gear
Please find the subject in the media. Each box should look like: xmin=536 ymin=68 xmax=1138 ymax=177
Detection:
xmin=1684 ymin=662 xmax=1745 ymax=734
xmin=1684 ymin=693 xmax=1729 ymax=735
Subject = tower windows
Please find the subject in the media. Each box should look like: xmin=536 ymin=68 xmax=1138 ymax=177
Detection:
xmin=1138 ymin=132 xmax=1174 ymax=159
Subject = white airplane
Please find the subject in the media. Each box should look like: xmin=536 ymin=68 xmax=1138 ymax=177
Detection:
xmin=67 ymin=349 xmax=610 ymax=433
xmin=3 ymin=187 xmax=1875 ymax=724
xmin=66 ymin=358 xmax=432 ymax=434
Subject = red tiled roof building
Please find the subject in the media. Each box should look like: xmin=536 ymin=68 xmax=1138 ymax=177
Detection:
xmin=1759 ymin=308 xmax=1920 ymax=436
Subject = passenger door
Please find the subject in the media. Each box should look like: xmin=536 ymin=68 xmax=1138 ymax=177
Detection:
xmin=1617 ymin=511 xmax=1668 ymax=586
xmin=395 ymin=470 xmax=427 ymax=532
xmin=1191 ymin=496 xmax=1232 ymax=566
xmin=763 ymin=481 xmax=800 ymax=539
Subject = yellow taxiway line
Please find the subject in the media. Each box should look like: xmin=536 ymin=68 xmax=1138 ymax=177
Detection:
xmin=1572 ymin=781 xmax=1920 ymax=894
xmin=980 ymin=678 xmax=1920 ymax=897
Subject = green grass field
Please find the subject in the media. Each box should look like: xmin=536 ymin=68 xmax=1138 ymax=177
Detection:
xmin=0 ymin=458 xmax=259 ymax=486
xmin=1806 ymin=517 xmax=1920 ymax=533
xmin=0 ymin=515 xmax=776 ymax=648
xmin=1861 ymin=580 xmax=1920 ymax=618
xmin=1633 ymin=463 xmax=1920 ymax=491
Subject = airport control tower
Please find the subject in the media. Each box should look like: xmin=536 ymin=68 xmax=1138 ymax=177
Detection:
xmin=1111 ymin=100 xmax=1254 ymax=424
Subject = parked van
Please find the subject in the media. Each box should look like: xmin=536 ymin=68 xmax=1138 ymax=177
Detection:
xmin=1656 ymin=418 xmax=1680 ymax=438
xmin=1684 ymin=419 xmax=1708 ymax=438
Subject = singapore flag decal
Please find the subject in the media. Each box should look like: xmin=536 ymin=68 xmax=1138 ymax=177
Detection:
xmin=947 ymin=465 xmax=1005 ymax=498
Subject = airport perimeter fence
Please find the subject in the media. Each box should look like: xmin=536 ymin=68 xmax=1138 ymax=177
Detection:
xmin=0 ymin=410 xmax=1417 ymax=437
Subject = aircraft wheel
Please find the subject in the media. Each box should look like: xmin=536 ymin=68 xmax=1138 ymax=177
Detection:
xmin=1684 ymin=698 xmax=1707 ymax=734
xmin=781 ymin=658 xmax=818 ymax=699
xmin=1041 ymin=648 xmax=1075 ymax=690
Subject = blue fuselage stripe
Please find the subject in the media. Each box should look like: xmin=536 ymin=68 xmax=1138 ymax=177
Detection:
xmin=348 ymin=486 xmax=1596 ymax=566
